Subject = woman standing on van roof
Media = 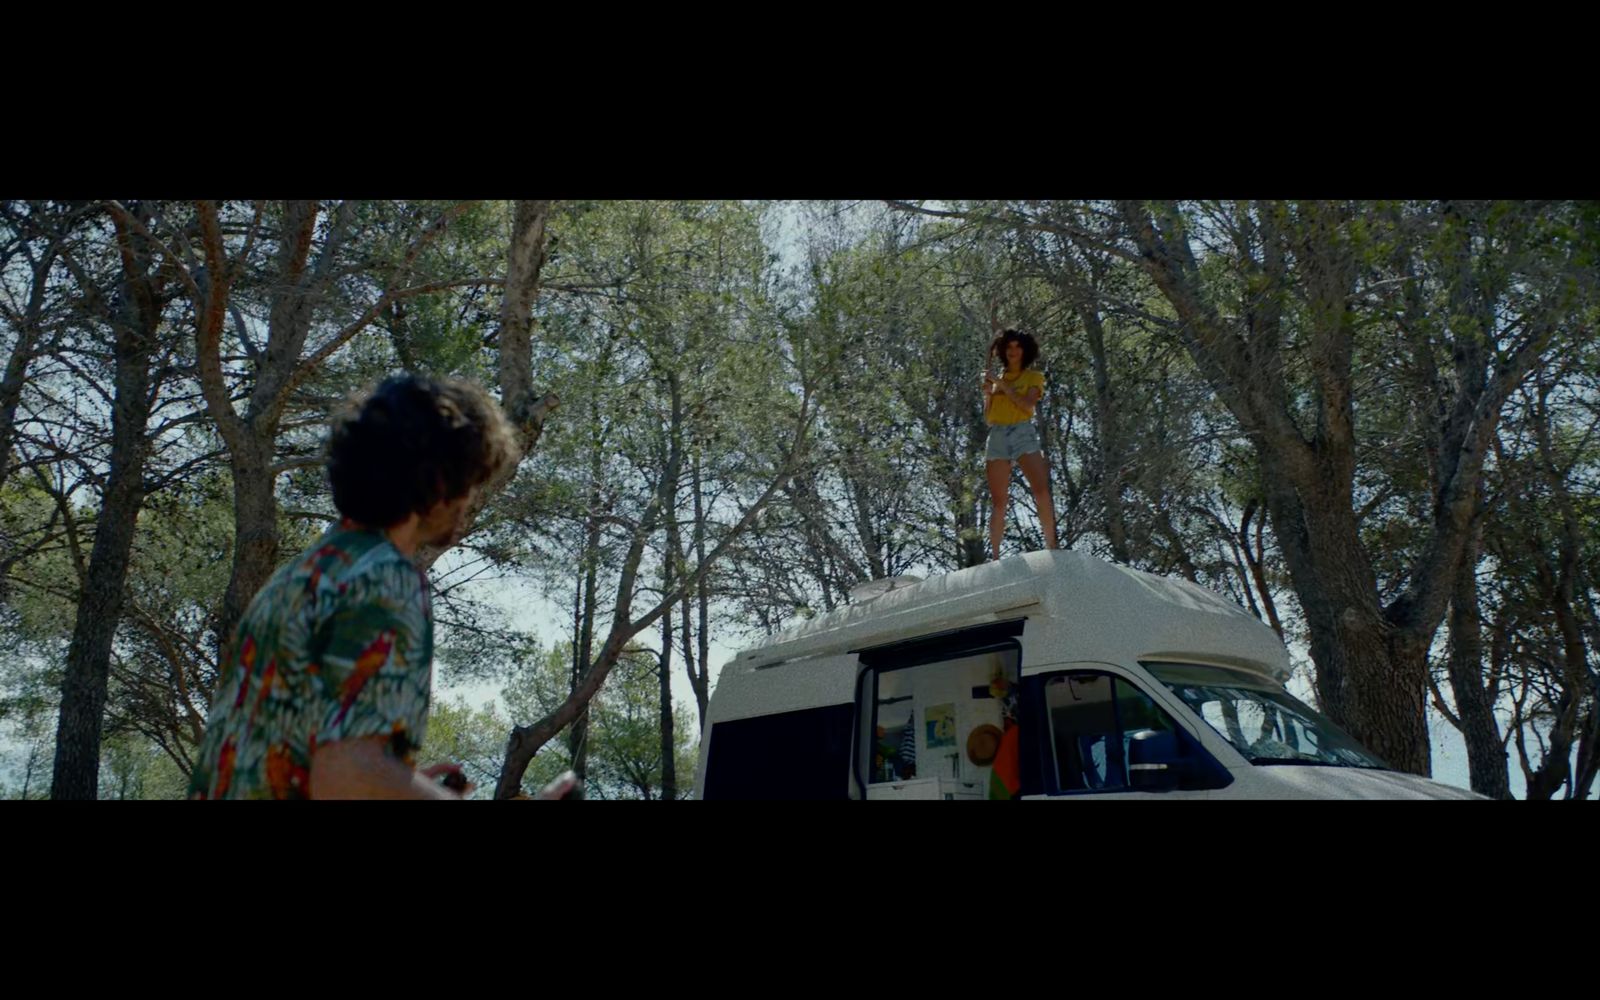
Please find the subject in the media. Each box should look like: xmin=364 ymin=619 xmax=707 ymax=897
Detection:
xmin=982 ymin=329 xmax=1058 ymax=559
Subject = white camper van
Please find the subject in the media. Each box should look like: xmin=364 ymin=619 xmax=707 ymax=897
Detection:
xmin=694 ymin=550 xmax=1480 ymax=800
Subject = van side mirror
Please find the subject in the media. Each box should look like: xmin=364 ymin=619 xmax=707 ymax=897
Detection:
xmin=1128 ymin=729 xmax=1184 ymax=792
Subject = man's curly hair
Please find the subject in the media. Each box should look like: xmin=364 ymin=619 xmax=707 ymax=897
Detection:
xmin=327 ymin=374 xmax=519 ymax=526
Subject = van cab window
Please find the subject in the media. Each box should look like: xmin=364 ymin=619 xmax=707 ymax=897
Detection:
xmin=1045 ymin=673 xmax=1179 ymax=792
xmin=1144 ymin=662 xmax=1388 ymax=770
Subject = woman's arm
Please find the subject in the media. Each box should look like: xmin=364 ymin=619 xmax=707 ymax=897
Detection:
xmin=995 ymin=379 xmax=1041 ymax=416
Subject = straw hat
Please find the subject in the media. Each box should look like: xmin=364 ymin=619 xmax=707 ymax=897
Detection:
xmin=966 ymin=724 xmax=1003 ymax=766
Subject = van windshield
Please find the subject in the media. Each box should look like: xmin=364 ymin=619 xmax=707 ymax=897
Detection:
xmin=1144 ymin=662 xmax=1389 ymax=770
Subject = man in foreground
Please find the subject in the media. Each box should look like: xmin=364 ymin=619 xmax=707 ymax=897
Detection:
xmin=189 ymin=374 xmax=573 ymax=800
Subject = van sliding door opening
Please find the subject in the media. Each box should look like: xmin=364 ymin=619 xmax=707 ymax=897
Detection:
xmin=855 ymin=621 xmax=1026 ymax=801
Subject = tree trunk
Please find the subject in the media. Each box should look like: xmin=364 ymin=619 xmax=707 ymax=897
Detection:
xmin=567 ymin=705 xmax=590 ymax=781
xmin=949 ymin=470 xmax=987 ymax=570
xmin=1261 ymin=457 xmax=1433 ymax=775
xmin=569 ymin=543 xmax=598 ymax=783
xmin=688 ymin=450 xmax=711 ymax=730
xmin=0 ymin=202 xmax=84 ymax=482
xmin=847 ymin=475 xmax=887 ymax=580
xmin=1078 ymin=302 xmax=1129 ymax=564
xmin=21 ymin=739 xmax=39 ymax=799
xmin=567 ymin=411 xmax=605 ymax=784
xmin=1520 ymin=380 xmax=1592 ymax=800
xmin=656 ymin=373 xmax=685 ymax=800
xmin=0 ymin=207 xmax=63 ymax=608
xmin=1239 ymin=498 xmax=1285 ymax=638
xmin=659 ymin=603 xmax=676 ymax=802
xmin=51 ymin=210 xmax=162 ymax=799
xmin=1573 ymin=700 xmax=1598 ymax=801
xmin=214 ymin=438 xmax=278 ymax=669
xmin=1443 ymin=522 xmax=1512 ymax=798
xmin=0 ymin=280 xmax=43 ymax=480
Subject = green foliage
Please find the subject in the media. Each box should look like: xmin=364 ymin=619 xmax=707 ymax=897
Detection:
xmin=495 ymin=642 xmax=697 ymax=799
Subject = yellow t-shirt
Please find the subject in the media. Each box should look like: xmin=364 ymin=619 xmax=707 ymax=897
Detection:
xmin=987 ymin=368 xmax=1044 ymax=425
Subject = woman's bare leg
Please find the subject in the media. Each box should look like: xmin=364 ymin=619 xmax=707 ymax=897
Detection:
xmin=986 ymin=458 xmax=1012 ymax=560
xmin=1016 ymin=450 xmax=1058 ymax=550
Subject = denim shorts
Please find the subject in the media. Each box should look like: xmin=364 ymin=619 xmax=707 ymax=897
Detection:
xmin=985 ymin=422 xmax=1042 ymax=461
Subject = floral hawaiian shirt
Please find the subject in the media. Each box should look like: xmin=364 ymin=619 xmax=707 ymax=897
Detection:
xmin=188 ymin=525 xmax=433 ymax=799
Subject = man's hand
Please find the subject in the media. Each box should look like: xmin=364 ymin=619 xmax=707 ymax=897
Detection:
xmin=534 ymin=770 xmax=582 ymax=800
xmin=421 ymin=762 xmax=476 ymax=796
xmin=311 ymin=736 xmax=463 ymax=799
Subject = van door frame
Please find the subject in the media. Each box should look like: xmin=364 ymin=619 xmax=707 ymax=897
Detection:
xmin=850 ymin=618 xmax=1029 ymax=799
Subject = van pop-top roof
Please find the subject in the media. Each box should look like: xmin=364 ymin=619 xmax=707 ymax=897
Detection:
xmin=732 ymin=550 xmax=1292 ymax=682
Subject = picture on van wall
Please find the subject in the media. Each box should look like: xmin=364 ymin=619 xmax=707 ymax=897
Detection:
xmin=926 ymin=703 xmax=956 ymax=748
